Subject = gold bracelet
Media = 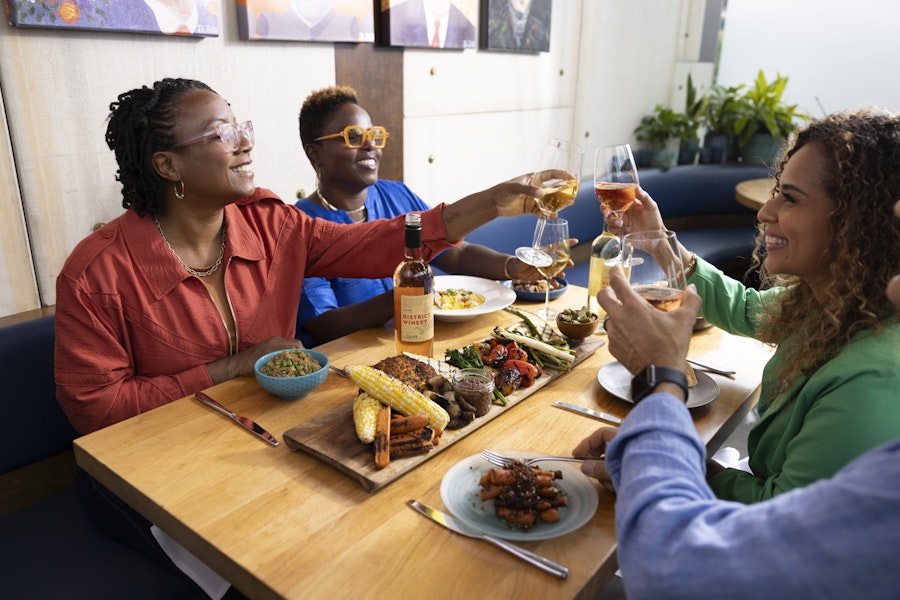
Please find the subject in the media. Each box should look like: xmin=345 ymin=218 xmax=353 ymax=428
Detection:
xmin=685 ymin=253 xmax=698 ymax=279
xmin=504 ymin=255 xmax=515 ymax=280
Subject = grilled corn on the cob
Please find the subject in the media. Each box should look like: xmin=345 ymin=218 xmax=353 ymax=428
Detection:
xmin=346 ymin=364 xmax=450 ymax=430
xmin=352 ymin=392 xmax=382 ymax=444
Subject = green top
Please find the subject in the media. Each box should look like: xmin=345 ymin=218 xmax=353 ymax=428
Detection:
xmin=691 ymin=258 xmax=900 ymax=503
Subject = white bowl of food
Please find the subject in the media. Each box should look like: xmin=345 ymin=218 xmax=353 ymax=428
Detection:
xmin=432 ymin=275 xmax=517 ymax=322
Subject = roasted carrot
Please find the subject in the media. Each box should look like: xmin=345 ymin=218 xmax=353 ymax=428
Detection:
xmin=374 ymin=405 xmax=391 ymax=469
xmin=480 ymin=484 xmax=504 ymax=501
xmin=389 ymin=414 xmax=429 ymax=434
xmin=487 ymin=468 xmax=517 ymax=486
xmin=540 ymin=508 xmax=560 ymax=523
xmin=496 ymin=508 xmax=536 ymax=528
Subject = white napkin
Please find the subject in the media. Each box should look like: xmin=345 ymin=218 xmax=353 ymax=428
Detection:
xmin=151 ymin=525 xmax=231 ymax=600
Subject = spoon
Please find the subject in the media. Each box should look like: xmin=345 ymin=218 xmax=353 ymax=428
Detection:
xmin=687 ymin=359 xmax=736 ymax=378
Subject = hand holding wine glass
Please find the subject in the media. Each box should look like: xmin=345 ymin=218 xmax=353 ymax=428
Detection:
xmin=594 ymin=143 xmax=639 ymax=252
xmin=621 ymin=230 xmax=687 ymax=312
xmin=516 ymin=139 xmax=584 ymax=267
xmin=531 ymin=218 xmax=570 ymax=319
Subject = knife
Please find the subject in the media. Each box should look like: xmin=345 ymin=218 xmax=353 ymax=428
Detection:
xmin=552 ymin=401 xmax=622 ymax=425
xmin=407 ymin=499 xmax=568 ymax=579
xmin=194 ymin=392 xmax=279 ymax=446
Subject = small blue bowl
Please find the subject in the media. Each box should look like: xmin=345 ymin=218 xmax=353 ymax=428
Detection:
xmin=505 ymin=277 xmax=568 ymax=302
xmin=254 ymin=349 xmax=329 ymax=400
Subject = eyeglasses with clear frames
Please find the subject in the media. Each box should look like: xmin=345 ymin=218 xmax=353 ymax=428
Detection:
xmin=314 ymin=125 xmax=389 ymax=149
xmin=170 ymin=120 xmax=254 ymax=153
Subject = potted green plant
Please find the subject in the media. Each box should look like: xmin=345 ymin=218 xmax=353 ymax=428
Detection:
xmin=732 ymin=70 xmax=809 ymax=165
xmin=677 ymin=74 xmax=707 ymax=165
xmin=634 ymin=104 xmax=684 ymax=168
xmin=701 ymin=83 xmax=745 ymax=163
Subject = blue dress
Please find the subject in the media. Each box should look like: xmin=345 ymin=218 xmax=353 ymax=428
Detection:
xmin=294 ymin=180 xmax=433 ymax=346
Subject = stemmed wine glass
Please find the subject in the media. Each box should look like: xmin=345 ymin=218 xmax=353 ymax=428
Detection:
xmin=621 ymin=230 xmax=687 ymax=311
xmin=594 ymin=143 xmax=639 ymax=259
xmin=531 ymin=218 xmax=570 ymax=319
xmin=515 ymin=139 xmax=584 ymax=268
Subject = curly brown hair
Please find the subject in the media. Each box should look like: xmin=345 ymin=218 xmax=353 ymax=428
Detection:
xmin=298 ymin=85 xmax=359 ymax=148
xmin=751 ymin=109 xmax=900 ymax=386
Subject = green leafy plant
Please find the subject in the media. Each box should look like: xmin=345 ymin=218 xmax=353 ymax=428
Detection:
xmin=678 ymin=74 xmax=708 ymax=143
xmin=731 ymin=70 xmax=809 ymax=147
xmin=634 ymin=104 xmax=687 ymax=150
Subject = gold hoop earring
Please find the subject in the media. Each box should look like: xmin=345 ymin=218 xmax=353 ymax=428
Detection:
xmin=174 ymin=180 xmax=185 ymax=200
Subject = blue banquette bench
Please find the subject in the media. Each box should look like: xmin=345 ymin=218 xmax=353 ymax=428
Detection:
xmin=462 ymin=164 xmax=772 ymax=287
xmin=0 ymin=314 xmax=197 ymax=599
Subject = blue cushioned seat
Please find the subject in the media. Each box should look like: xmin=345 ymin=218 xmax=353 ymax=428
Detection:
xmin=0 ymin=315 xmax=196 ymax=599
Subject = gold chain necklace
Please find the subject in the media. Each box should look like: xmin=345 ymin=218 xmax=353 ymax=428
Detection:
xmin=317 ymin=188 xmax=367 ymax=214
xmin=154 ymin=216 xmax=226 ymax=278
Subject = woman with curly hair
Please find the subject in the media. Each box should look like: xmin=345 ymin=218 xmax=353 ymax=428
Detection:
xmin=604 ymin=109 xmax=900 ymax=503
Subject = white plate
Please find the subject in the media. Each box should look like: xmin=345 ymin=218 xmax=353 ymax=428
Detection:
xmin=596 ymin=361 xmax=719 ymax=409
xmin=433 ymin=275 xmax=517 ymax=322
xmin=440 ymin=451 xmax=599 ymax=541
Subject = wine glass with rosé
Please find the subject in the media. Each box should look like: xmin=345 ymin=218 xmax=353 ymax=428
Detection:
xmin=594 ymin=143 xmax=640 ymax=258
xmin=515 ymin=139 xmax=584 ymax=268
xmin=621 ymin=230 xmax=687 ymax=312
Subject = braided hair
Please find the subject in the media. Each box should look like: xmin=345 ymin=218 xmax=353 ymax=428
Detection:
xmin=298 ymin=85 xmax=359 ymax=148
xmin=105 ymin=78 xmax=215 ymax=217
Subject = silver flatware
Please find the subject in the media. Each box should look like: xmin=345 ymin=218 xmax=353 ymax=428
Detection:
xmin=552 ymin=401 xmax=622 ymax=424
xmin=687 ymin=359 xmax=736 ymax=378
xmin=480 ymin=449 xmax=604 ymax=468
xmin=407 ymin=499 xmax=569 ymax=579
xmin=194 ymin=392 xmax=279 ymax=446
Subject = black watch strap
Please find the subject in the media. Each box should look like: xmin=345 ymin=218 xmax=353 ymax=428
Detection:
xmin=631 ymin=365 xmax=690 ymax=404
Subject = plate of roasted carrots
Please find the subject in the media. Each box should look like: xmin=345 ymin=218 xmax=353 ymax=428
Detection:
xmin=439 ymin=450 xmax=598 ymax=541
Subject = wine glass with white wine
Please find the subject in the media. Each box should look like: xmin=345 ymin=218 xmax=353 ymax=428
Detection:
xmin=516 ymin=139 xmax=584 ymax=268
xmin=531 ymin=218 xmax=570 ymax=319
xmin=621 ymin=230 xmax=687 ymax=312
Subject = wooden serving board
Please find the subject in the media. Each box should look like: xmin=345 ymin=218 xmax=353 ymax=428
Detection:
xmin=282 ymin=337 xmax=605 ymax=493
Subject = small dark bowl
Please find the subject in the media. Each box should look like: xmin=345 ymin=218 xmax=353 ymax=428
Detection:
xmin=556 ymin=313 xmax=600 ymax=340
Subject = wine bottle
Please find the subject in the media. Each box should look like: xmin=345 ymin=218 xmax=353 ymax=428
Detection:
xmin=588 ymin=224 xmax=621 ymax=318
xmin=394 ymin=213 xmax=434 ymax=357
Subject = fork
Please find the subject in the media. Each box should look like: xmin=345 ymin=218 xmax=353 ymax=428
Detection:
xmin=480 ymin=449 xmax=603 ymax=468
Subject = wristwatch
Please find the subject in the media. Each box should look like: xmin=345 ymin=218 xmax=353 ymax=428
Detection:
xmin=631 ymin=365 xmax=690 ymax=404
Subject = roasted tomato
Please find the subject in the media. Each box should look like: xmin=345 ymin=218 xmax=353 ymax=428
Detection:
xmin=504 ymin=359 xmax=538 ymax=387
xmin=487 ymin=343 xmax=508 ymax=368
xmin=494 ymin=366 xmax=522 ymax=396
xmin=505 ymin=342 xmax=528 ymax=362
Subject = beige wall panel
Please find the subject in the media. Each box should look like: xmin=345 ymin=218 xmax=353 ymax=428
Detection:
xmin=403 ymin=107 xmax=576 ymax=204
xmin=574 ymin=0 xmax=702 ymax=152
xmin=0 ymin=84 xmax=40 ymax=317
xmin=403 ymin=1 xmax=582 ymax=117
xmin=0 ymin=0 xmax=334 ymax=307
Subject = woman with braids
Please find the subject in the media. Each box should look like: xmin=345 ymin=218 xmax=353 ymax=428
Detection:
xmin=55 ymin=77 xmax=547 ymax=435
xmin=54 ymin=77 xmax=548 ymax=596
xmin=600 ymin=109 xmax=900 ymax=504
xmin=294 ymin=85 xmax=552 ymax=346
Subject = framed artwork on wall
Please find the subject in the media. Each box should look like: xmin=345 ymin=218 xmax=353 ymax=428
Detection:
xmin=236 ymin=0 xmax=374 ymax=42
xmin=481 ymin=0 xmax=551 ymax=52
xmin=380 ymin=0 xmax=477 ymax=49
xmin=5 ymin=0 xmax=219 ymax=36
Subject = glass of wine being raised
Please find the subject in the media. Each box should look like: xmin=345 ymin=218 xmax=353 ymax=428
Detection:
xmin=621 ymin=230 xmax=687 ymax=312
xmin=515 ymin=139 xmax=584 ymax=268
xmin=531 ymin=218 xmax=570 ymax=319
xmin=594 ymin=143 xmax=639 ymax=259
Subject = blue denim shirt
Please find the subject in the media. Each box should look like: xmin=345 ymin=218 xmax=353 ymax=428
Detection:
xmin=607 ymin=393 xmax=900 ymax=600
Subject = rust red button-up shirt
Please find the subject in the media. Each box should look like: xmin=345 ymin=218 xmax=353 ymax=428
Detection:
xmin=55 ymin=188 xmax=454 ymax=434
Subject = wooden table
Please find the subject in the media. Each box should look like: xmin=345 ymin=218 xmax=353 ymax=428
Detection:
xmin=735 ymin=177 xmax=775 ymax=210
xmin=73 ymin=287 xmax=772 ymax=600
